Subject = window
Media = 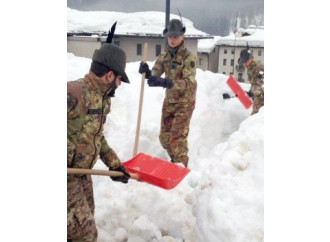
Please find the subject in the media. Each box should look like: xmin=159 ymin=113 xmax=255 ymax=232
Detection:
xmin=114 ymin=40 xmax=120 ymax=46
xmin=156 ymin=45 xmax=161 ymax=56
xmin=224 ymin=49 xmax=227 ymax=54
xmin=137 ymin=44 xmax=142 ymax=55
xmin=223 ymin=59 xmax=227 ymax=66
xmin=238 ymin=73 xmax=244 ymax=82
xmin=230 ymin=59 xmax=234 ymax=66
xmin=258 ymin=50 xmax=262 ymax=56
xmin=231 ymin=49 xmax=235 ymax=54
xmin=199 ymin=58 xmax=203 ymax=66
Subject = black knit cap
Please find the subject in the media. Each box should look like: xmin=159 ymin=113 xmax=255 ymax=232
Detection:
xmin=163 ymin=19 xmax=186 ymax=37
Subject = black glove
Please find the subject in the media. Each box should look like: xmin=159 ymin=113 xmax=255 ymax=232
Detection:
xmin=109 ymin=164 xmax=130 ymax=183
xmin=246 ymin=90 xmax=253 ymax=98
xmin=222 ymin=93 xmax=231 ymax=99
xmin=138 ymin=62 xmax=151 ymax=78
xmin=147 ymin=76 xmax=173 ymax=88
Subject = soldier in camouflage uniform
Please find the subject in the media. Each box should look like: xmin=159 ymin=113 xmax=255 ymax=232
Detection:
xmin=238 ymin=47 xmax=264 ymax=115
xmin=139 ymin=19 xmax=197 ymax=167
xmin=67 ymin=42 xmax=131 ymax=242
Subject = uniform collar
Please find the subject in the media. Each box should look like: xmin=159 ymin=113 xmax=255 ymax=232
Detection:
xmin=167 ymin=41 xmax=185 ymax=56
xmin=83 ymin=72 xmax=112 ymax=95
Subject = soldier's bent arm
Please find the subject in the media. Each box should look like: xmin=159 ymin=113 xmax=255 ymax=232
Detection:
xmin=99 ymin=136 xmax=121 ymax=168
xmin=151 ymin=53 xmax=166 ymax=77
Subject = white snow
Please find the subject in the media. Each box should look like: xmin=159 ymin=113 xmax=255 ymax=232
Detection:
xmin=197 ymin=36 xmax=222 ymax=54
xmin=67 ymin=52 xmax=263 ymax=242
xmin=67 ymin=8 xmax=209 ymax=37
xmin=216 ymin=29 xmax=264 ymax=47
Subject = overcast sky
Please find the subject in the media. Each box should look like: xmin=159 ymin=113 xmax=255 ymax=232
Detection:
xmin=67 ymin=0 xmax=264 ymax=36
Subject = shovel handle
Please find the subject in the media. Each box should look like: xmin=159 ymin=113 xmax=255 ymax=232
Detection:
xmin=133 ymin=42 xmax=148 ymax=156
xmin=67 ymin=168 xmax=139 ymax=180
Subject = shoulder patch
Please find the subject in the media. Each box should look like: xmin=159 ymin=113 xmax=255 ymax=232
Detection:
xmin=190 ymin=61 xmax=195 ymax=68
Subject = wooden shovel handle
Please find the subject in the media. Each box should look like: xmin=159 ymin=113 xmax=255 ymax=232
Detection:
xmin=133 ymin=42 xmax=148 ymax=156
xmin=67 ymin=168 xmax=139 ymax=180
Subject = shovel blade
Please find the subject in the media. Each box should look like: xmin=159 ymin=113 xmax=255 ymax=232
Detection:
xmin=226 ymin=75 xmax=253 ymax=109
xmin=123 ymin=153 xmax=190 ymax=189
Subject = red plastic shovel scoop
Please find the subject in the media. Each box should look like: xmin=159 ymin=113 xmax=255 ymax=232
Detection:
xmin=123 ymin=153 xmax=190 ymax=189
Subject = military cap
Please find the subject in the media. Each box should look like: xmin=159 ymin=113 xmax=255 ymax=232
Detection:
xmin=92 ymin=43 xmax=129 ymax=83
xmin=163 ymin=19 xmax=186 ymax=37
xmin=238 ymin=48 xmax=252 ymax=64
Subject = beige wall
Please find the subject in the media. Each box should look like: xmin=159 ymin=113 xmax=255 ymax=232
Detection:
xmin=197 ymin=53 xmax=209 ymax=71
xmin=67 ymin=36 xmax=198 ymax=63
xmin=67 ymin=37 xmax=101 ymax=59
xmin=197 ymin=46 xmax=220 ymax=73
xmin=218 ymin=45 xmax=264 ymax=83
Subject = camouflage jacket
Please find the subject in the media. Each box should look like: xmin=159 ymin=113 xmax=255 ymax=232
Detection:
xmin=152 ymin=42 xmax=197 ymax=103
xmin=67 ymin=72 xmax=120 ymax=169
xmin=247 ymin=60 xmax=264 ymax=96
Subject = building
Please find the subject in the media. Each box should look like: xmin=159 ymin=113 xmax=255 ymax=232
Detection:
xmin=197 ymin=27 xmax=264 ymax=83
xmin=67 ymin=8 xmax=210 ymax=62
xmin=197 ymin=37 xmax=220 ymax=73
xmin=68 ymin=33 xmax=206 ymax=62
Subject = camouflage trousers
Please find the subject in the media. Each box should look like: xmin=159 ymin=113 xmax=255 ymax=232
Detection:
xmin=251 ymin=93 xmax=264 ymax=115
xmin=159 ymin=100 xmax=195 ymax=167
xmin=67 ymin=175 xmax=97 ymax=242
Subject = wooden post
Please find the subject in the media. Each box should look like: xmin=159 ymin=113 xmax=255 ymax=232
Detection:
xmin=133 ymin=42 xmax=148 ymax=156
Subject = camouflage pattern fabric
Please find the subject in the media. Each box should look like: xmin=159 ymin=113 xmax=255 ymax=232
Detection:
xmin=247 ymin=60 xmax=264 ymax=115
xmin=67 ymin=72 xmax=121 ymax=169
xmin=152 ymin=42 xmax=197 ymax=104
xmin=152 ymin=42 xmax=197 ymax=166
xmin=67 ymin=175 xmax=97 ymax=241
xmin=67 ymin=72 xmax=122 ymax=240
xmin=159 ymin=100 xmax=195 ymax=167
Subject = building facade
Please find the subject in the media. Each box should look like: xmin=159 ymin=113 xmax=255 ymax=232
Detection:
xmin=217 ymin=45 xmax=264 ymax=83
xmin=197 ymin=46 xmax=219 ymax=73
xmin=67 ymin=33 xmax=206 ymax=63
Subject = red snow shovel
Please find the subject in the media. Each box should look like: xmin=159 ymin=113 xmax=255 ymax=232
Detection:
xmin=226 ymin=75 xmax=253 ymax=109
xmin=123 ymin=153 xmax=190 ymax=189
xmin=67 ymin=153 xmax=190 ymax=189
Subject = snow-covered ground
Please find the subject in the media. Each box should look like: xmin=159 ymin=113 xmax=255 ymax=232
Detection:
xmin=67 ymin=53 xmax=263 ymax=242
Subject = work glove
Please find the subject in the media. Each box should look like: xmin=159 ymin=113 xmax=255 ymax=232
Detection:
xmin=109 ymin=164 xmax=130 ymax=183
xmin=246 ymin=90 xmax=253 ymax=98
xmin=138 ymin=62 xmax=151 ymax=78
xmin=147 ymin=76 xmax=173 ymax=88
xmin=222 ymin=93 xmax=231 ymax=99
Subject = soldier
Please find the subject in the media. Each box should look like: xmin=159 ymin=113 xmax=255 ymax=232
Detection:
xmin=67 ymin=39 xmax=131 ymax=241
xmin=238 ymin=47 xmax=264 ymax=115
xmin=138 ymin=19 xmax=197 ymax=167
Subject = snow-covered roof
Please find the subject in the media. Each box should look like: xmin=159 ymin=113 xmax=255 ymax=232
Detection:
xmin=197 ymin=36 xmax=221 ymax=53
xmin=67 ymin=8 xmax=210 ymax=38
xmin=216 ymin=28 xmax=264 ymax=47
